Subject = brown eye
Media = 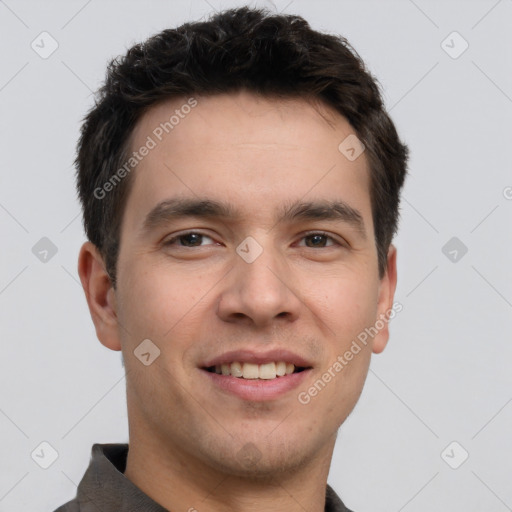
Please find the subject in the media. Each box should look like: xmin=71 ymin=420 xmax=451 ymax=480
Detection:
xmin=165 ymin=232 xmax=215 ymax=247
xmin=305 ymin=234 xmax=330 ymax=248
xmin=298 ymin=232 xmax=340 ymax=248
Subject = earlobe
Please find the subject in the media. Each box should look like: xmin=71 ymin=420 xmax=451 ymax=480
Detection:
xmin=372 ymin=244 xmax=398 ymax=354
xmin=77 ymin=241 xmax=122 ymax=351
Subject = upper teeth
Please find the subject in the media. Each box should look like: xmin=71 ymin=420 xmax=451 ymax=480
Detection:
xmin=215 ymin=361 xmax=296 ymax=379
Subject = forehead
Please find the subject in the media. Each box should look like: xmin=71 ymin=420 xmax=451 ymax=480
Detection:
xmin=132 ymin=91 xmax=356 ymax=152
xmin=122 ymin=90 xmax=372 ymax=233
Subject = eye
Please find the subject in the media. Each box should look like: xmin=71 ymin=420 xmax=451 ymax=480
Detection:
xmin=163 ymin=231 xmax=345 ymax=250
xmin=164 ymin=231 xmax=216 ymax=247
xmin=297 ymin=232 xmax=343 ymax=248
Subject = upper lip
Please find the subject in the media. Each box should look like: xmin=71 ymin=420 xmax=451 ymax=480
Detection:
xmin=202 ymin=349 xmax=313 ymax=369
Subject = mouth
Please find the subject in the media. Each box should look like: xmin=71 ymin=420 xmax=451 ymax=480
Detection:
xmin=203 ymin=361 xmax=309 ymax=380
xmin=200 ymin=349 xmax=313 ymax=401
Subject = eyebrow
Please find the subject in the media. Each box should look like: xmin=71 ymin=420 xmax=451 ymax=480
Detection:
xmin=141 ymin=197 xmax=367 ymax=239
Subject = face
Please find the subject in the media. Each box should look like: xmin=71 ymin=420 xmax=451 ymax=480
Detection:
xmin=81 ymin=90 xmax=397 ymax=478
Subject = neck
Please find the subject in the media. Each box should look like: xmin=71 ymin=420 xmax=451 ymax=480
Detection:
xmin=124 ymin=421 xmax=336 ymax=512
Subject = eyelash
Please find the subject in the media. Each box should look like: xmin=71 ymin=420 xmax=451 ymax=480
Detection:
xmin=163 ymin=230 xmax=345 ymax=249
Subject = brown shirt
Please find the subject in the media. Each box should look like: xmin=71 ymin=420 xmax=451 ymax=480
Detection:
xmin=54 ymin=444 xmax=354 ymax=512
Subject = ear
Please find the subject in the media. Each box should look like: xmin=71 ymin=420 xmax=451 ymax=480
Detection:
xmin=77 ymin=241 xmax=122 ymax=351
xmin=372 ymin=244 xmax=398 ymax=354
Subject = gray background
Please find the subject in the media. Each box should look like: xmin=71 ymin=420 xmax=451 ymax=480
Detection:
xmin=1 ymin=0 xmax=511 ymax=510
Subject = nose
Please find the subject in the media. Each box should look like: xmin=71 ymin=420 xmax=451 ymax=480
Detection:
xmin=216 ymin=240 xmax=302 ymax=328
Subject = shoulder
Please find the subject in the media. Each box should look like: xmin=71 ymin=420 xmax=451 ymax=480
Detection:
xmin=52 ymin=501 xmax=79 ymax=512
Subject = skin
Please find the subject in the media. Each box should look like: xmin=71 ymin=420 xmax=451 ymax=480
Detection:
xmin=78 ymin=90 xmax=397 ymax=512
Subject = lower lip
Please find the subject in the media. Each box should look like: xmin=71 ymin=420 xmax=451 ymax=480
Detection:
xmin=201 ymin=369 xmax=312 ymax=402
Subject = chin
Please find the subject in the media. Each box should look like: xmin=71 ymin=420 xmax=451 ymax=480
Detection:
xmin=200 ymin=435 xmax=321 ymax=480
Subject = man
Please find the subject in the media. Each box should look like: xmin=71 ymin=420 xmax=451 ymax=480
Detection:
xmin=56 ymin=5 xmax=408 ymax=511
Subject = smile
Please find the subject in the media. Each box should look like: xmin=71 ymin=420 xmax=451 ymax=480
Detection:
xmin=205 ymin=361 xmax=307 ymax=380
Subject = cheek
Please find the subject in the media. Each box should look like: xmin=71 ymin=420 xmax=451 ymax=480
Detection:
xmin=306 ymin=276 xmax=378 ymax=421
xmin=117 ymin=261 xmax=210 ymax=344
xmin=305 ymin=271 xmax=379 ymax=341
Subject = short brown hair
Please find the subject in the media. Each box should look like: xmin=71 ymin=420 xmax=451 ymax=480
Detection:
xmin=76 ymin=6 xmax=409 ymax=286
